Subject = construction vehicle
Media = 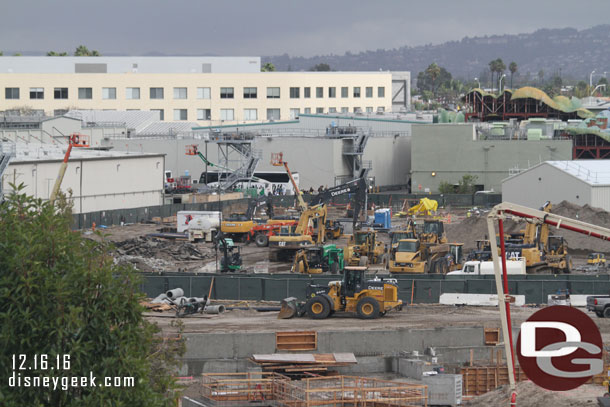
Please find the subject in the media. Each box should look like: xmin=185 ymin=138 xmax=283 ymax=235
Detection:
xmin=291 ymin=244 xmax=344 ymax=274
xmin=221 ymin=196 xmax=274 ymax=241
xmin=588 ymin=253 xmax=606 ymax=268
xmin=269 ymin=174 xmax=367 ymax=260
xmin=417 ymin=219 xmax=448 ymax=244
xmin=405 ymin=197 xmax=439 ymax=217
xmin=215 ymin=233 xmax=242 ymax=273
xmin=49 ymin=133 xmax=89 ymax=204
xmin=271 ymin=152 xmax=307 ymax=212
xmin=187 ymin=216 xmax=219 ymax=242
xmin=344 ymin=229 xmax=387 ymax=266
xmin=388 ymin=238 xmax=464 ymax=274
xmin=279 ymin=267 xmax=402 ymax=319
xmin=389 ymin=219 xmax=417 ymax=250
xmin=324 ymin=219 xmax=343 ymax=240
xmin=502 ymin=202 xmax=572 ymax=274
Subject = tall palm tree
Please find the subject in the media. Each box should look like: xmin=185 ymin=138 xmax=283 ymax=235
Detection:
xmin=488 ymin=60 xmax=497 ymax=91
xmin=425 ymin=63 xmax=441 ymax=94
xmin=495 ymin=59 xmax=506 ymax=92
xmin=509 ymin=62 xmax=518 ymax=89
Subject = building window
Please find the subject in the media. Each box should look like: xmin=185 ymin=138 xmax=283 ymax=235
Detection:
xmin=30 ymin=87 xmax=44 ymax=99
xmin=290 ymin=108 xmax=300 ymax=119
xmin=197 ymin=109 xmax=211 ymax=120
xmin=316 ymin=107 xmax=324 ymax=114
xmin=267 ymin=108 xmax=280 ymax=120
xmin=151 ymin=109 xmax=164 ymax=120
xmin=54 ymin=87 xmax=68 ymax=99
xmin=328 ymin=87 xmax=336 ymax=98
xmin=173 ymin=87 xmax=187 ymax=99
xmin=377 ymin=106 xmax=385 ymax=113
xmin=378 ymin=87 xmax=385 ymax=97
xmin=366 ymin=87 xmax=373 ymax=98
xmin=173 ymin=109 xmax=187 ymax=120
xmin=329 ymin=107 xmax=337 ymax=113
xmin=316 ymin=87 xmax=323 ymax=98
xmin=366 ymin=106 xmax=373 ymax=113
xmin=353 ymin=87 xmax=361 ymax=98
xmin=197 ymin=87 xmax=211 ymax=99
xmin=78 ymin=88 xmax=92 ymax=99
xmin=220 ymin=87 xmax=234 ymax=99
xmin=341 ymin=87 xmax=348 ymax=98
xmin=102 ymin=87 xmax=116 ymax=99
xmin=150 ymin=87 xmax=164 ymax=99
xmin=289 ymin=87 xmax=300 ymax=98
xmin=304 ymin=108 xmax=311 ymax=114
xmin=243 ymin=108 xmax=257 ymax=120
xmin=267 ymin=87 xmax=280 ymax=99
xmin=243 ymin=87 xmax=257 ymax=99
xmin=54 ymin=109 xmax=68 ymax=116
xmin=354 ymin=107 xmax=362 ymax=113
xmin=5 ymin=88 xmax=19 ymax=99
xmin=304 ymin=87 xmax=311 ymax=98
xmin=341 ymin=107 xmax=349 ymax=113
xmin=126 ymin=87 xmax=140 ymax=99
xmin=220 ymin=109 xmax=234 ymax=121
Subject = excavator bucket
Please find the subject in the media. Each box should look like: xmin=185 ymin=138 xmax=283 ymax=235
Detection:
xmin=278 ymin=297 xmax=298 ymax=319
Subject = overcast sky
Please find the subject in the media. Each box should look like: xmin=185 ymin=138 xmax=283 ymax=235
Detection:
xmin=3 ymin=0 xmax=609 ymax=57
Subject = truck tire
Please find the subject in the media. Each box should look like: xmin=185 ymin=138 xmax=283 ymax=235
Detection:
xmin=359 ymin=256 xmax=369 ymax=267
xmin=330 ymin=262 xmax=339 ymax=275
xmin=596 ymin=311 xmax=604 ymax=318
xmin=325 ymin=231 xmax=333 ymax=241
xmin=255 ymin=233 xmax=269 ymax=247
xmin=306 ymin=296 xmax=331 ymax=319
xmin=604 ymin=307 xmax=610 ymax=319
xmin=357 ymin=297 xmax=380 ymax=319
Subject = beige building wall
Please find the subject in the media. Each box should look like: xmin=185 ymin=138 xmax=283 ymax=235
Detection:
xmin=0 ymin=72 xmax=392 ymax=125
xmin=3 ymin=154 xmax=164 ymax=213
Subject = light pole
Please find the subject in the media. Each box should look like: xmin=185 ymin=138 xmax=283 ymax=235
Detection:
xmin=474 ymin=77 xmax=481 ymax=89
xmin=590 ymin=70 xmax=596 ymax=87
xmin=498 ymin=74 xmax=506 ymax=93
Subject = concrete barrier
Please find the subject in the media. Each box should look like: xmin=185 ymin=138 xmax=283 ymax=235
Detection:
xmin=440 ymin=293 xmax=525 ymax=306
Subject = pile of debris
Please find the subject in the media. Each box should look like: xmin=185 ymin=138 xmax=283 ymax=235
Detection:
xmin=464 ymin=381 xmax=601 ymax=406
xmin=141 ymin=288 xmax=225 ymax=317
xmin=250 ymin=353 xmax=357 ymax=378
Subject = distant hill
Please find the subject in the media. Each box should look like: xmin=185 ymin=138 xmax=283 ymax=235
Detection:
xmin=265 ymin=25 xmax=610 ymax=82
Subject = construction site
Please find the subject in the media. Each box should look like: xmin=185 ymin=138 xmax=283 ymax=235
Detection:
xmin=3 ymin=77 xmax=610 ymax=407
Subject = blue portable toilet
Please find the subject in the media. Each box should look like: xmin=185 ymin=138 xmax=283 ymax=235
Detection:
xmin=374 ymin=208 xmax=391 ymax=229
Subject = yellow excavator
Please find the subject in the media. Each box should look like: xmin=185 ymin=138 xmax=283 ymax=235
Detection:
xmin=344 ymin=230 xmax=387 ymax=266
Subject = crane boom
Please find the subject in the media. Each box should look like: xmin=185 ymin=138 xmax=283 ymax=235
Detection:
xmin=486 ymin=202 xmax=610 ymax=400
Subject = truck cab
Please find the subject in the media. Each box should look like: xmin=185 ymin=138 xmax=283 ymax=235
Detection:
xmin=447 ymin=259 xmax=526 ymax=276
xmin=388 ymin=239 xmax=424 ymax=273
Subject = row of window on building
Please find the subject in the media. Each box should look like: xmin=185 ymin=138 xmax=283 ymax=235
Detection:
xmin=3 ymin=86 xmax=386 ymax=101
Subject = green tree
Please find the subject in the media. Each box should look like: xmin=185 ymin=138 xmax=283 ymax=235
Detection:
xmin=74 ymin=45 xmax=101 ymax=56
xmin=457 ymin=174 xmax=478 ymax=194
xmin=12 ymin=52 xmax=21 ymax=56
xmin=309 ymin=63 xmax=331 ymax=71
xmin=438 ymin=181 xmax=456 ymax=194
xmin=0 ymin=51 xmax=3 ymax=56
xmin=260 ymin=62 xmax=276 ymax=72
xmin=0 ymin=186 xmax=183 ymax=406
xmin=509 ymin=62 xmax=518 ymax=89
xmin=47 ymin=51 xmax=68 ymax=56
xmin=488 ymin=59 xmax=497 ymax=91
xmin=538 ymin=69 xmax=544 ymax=85
xmin=494 ymin=58 xmax=506 ymax=92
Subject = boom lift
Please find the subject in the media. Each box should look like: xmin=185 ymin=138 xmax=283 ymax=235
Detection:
xmin=271 ymin=152 xmax=307 ymax=212
xmin=485 ymin=202 xmax=610 ymax=403
xmin=49 ymin=133 xmax=89 ymax=205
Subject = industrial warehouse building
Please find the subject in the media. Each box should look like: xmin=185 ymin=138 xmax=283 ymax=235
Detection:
xmin=2 ymin=143 xmax=165 ymax=213
xmin=502 ymin=160 xmax=610 ymax=211
xmin=0 ymin=57 xmax=400 ymax=125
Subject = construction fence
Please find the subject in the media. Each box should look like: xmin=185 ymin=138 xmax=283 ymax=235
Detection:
xmin=139 ymin=272 xmax=610 ymax=306
xmin=72 ymin=192 xmax=501 ymax=230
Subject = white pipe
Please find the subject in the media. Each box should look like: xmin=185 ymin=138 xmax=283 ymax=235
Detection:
xmin=166 ymin=288 xmax=184 ymax=299
xmin=204 ymin=305 xmax=225 ymax=314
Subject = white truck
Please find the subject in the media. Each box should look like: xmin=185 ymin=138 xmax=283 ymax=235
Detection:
xmin=187 ymin=216 xmax=220 ymax=242
xmin=447 ymin=259 xmax=526 ymax=276
xmin=177 ymin=211 xmax=221 ymax=233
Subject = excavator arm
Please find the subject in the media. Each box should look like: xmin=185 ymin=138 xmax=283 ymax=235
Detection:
xmin=313 ymin=174 xmax=368 ymax=230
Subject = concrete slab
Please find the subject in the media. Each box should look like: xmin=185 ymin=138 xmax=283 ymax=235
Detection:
xmin=440 ymin=293 xmax=525 ymax=306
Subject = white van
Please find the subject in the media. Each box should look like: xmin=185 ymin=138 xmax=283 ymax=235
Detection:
xmin=447 ymin=259 xmax=526 ymax=276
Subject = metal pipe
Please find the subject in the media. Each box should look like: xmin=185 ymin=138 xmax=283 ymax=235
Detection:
xmin=498 ymin=219 xmax=516 ymax=383
xmin=204 ymin=305 xmax=225 ymax=314
xmin=166 ymin=288 xmax=184 ymax=299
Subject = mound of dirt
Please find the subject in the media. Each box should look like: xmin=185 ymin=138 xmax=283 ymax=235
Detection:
xmin=446 ymin=201 xmax=610 ymax=253
xmin=464 ymin=381 xmax=602 ymax=407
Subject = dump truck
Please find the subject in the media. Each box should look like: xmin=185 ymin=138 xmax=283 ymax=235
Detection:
xmin=279 ymin=267 xmax=402 ymax=319
xmin=389 ymin=238 xmax=464 ymax=274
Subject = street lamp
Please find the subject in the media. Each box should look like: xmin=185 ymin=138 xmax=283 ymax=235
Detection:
xmin=499 ymin=74 xmax=507 ymax=93
xmin=474 ymin=77 xmax=481 ymax=89
xmin=590 ymin=70 xmax=596 ymax=87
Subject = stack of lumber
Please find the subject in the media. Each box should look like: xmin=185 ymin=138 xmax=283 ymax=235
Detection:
xmin=250 ymin=353 xmax=357 ymax=377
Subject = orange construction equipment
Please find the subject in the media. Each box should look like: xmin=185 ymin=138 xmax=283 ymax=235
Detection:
xmin=271 ymin=152 xmax=307 ymax=212
xmin=49 ymin=133 xmax=89 ymax=204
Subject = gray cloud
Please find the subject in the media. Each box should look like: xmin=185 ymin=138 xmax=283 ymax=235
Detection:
xmin=2 ymin=0 xmax=609 ymax=56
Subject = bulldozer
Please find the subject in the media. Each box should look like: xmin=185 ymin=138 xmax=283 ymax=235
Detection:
xmin=344 ymin=229 xmax=387 ymax=267
xmin=278 ymin=267 xmax=402 ymax=320
xmin=324 ymin=219 xmax=344 ymax=240
xmin=291 ymin=244 xmax=344 ymax=274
